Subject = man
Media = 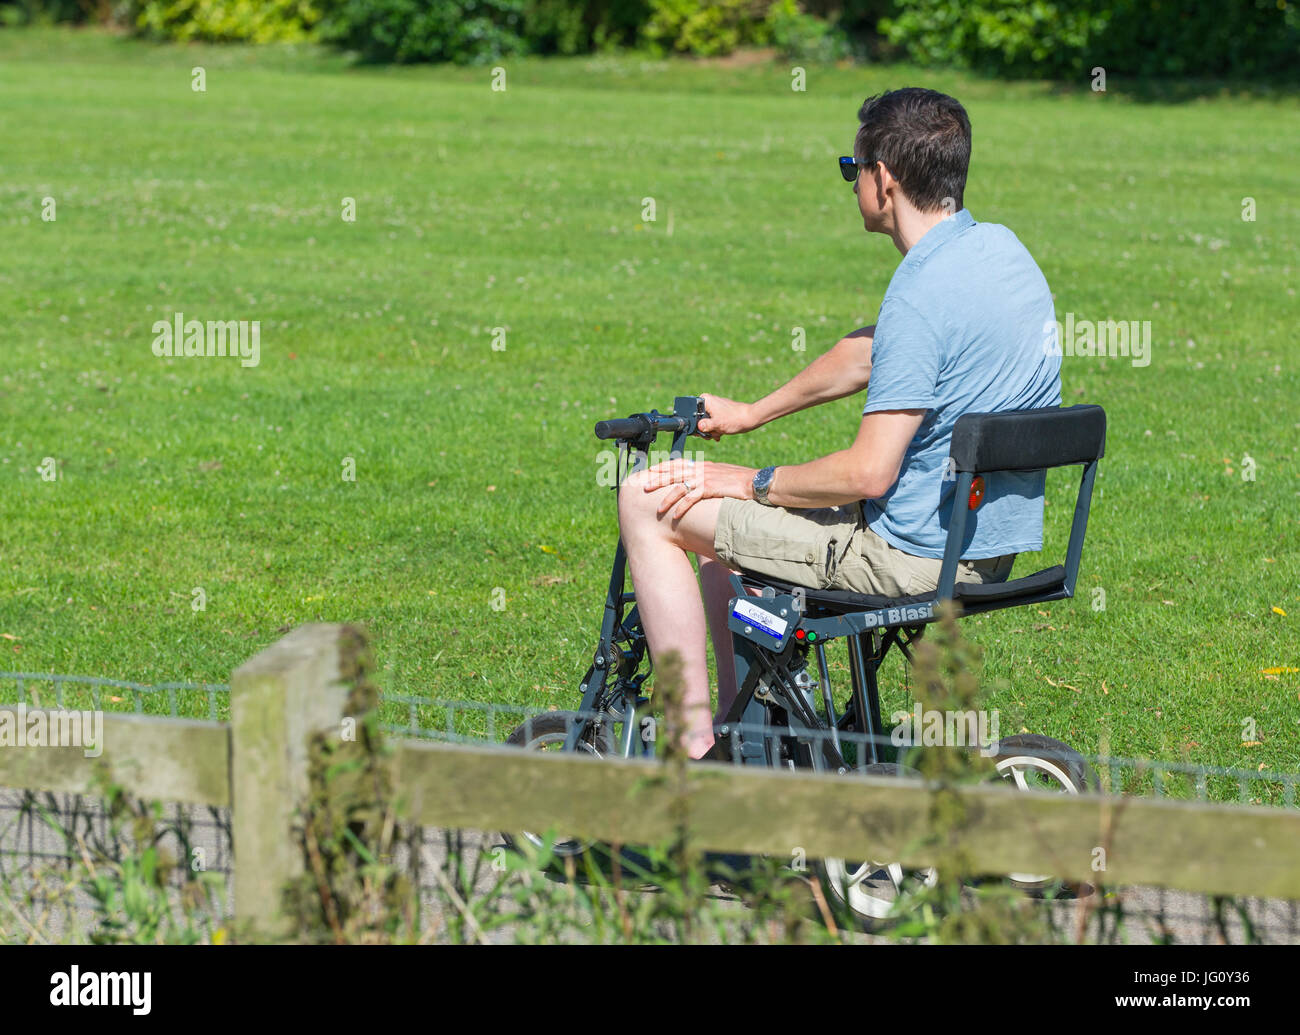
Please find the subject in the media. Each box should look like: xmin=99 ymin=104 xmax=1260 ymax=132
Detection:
xmin=618 ymin=88 xmax=1062 ymax=759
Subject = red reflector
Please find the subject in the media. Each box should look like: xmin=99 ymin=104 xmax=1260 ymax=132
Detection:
xmin=968 ymin=476 xmax=985 ymax=510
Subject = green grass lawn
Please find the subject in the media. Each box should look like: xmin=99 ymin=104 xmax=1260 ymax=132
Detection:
xmin=1 ymin=28 xmax=1297 ymax=782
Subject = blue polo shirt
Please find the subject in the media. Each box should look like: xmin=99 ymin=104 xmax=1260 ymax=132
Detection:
xmin=861 ymin=209 xmax=1061 ymax=560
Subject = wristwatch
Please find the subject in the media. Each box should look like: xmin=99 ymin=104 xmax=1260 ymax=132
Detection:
xmin=752 ymin=465 xmax=777 ymax=506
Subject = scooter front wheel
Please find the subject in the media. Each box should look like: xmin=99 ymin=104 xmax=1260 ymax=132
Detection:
xmin=501 ymin=711 xmax=615 ymax=859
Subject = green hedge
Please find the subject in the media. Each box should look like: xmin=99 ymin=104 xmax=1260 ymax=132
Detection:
xmin=134 ymin=0 xmax=325 ymax=43
xmin=315 ymin=0 xmax=527 ymax=63
xmin=315 ymin=0 xmax=847 ymax=63
xmin=639 ymin=0 xmax=848 ymax=59
xmin=1 ymin=0 xmax=101 ymax=25
xmin=521 ymin=0 xmax=649 ymax=55
xmin=881 ymin=0 xmax=1300 ymax=79
xmin=3 ymin=0 xmax=1296 ymax=77
xmin=314 ymin=0 xmax=656 ymax=64
xmin=0 ymin=0 xmax=852 ymax=61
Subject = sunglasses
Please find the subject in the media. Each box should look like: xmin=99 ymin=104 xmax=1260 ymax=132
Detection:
xmin=838 ymin=155 xmax=879 ymax=182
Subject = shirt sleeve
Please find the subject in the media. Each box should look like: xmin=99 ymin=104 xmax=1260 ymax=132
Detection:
xmin=861 ymin=294 xmax=942 ymax=415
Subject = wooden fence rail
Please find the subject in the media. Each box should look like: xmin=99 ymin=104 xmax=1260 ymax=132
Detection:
xmin=2 ymin=624 xmax=1298 ymax=940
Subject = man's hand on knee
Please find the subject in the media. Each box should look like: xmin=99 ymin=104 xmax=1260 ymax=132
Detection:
xmin=642 ymin=458 xmax=758 ymax=520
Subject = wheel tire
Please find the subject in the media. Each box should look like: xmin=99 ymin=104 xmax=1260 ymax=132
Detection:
xmin=814 ymin=762 xmax=938 ymax=932
xmin=991 ymin=733 xmax=1098 ymax=897
xmin=501 ymin=712 xmax=615 ymax=860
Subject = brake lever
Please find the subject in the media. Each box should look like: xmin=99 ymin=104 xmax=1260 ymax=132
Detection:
xmin=673 ymin=395 xmax=712 ymax=438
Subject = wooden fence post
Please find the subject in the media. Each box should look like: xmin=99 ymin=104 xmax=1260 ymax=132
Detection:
xmin=230 ymin=624 xmax=349 ymax=941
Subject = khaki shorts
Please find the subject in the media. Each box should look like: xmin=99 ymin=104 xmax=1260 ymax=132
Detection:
xmin=713 ymin=499 xmax=1014 ymax=598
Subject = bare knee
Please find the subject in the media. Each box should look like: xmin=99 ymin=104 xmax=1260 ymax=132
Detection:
xmin=618 ymin=469 xmax=663 ymax=529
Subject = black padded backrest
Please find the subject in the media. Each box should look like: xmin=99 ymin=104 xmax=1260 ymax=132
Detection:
xmin=949 ymin=405 xmax=1106 ymax=474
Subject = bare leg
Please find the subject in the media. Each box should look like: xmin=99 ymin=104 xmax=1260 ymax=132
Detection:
xmin=617 ymin=471 xmax=726 ymax=759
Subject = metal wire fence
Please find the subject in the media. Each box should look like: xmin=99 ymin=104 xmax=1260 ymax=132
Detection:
xmin=3 ymin=669 xmax=1294 ymax=810
xmin=0 ymin=671 xmax=230 ymax=722
xmin=0 ymin=673 xmax=234 ymax=941
xmin=375 ymin=691 xmax=1300 ymax=808
xmin=0 ymin=789 xmax=235 ymax=943
xmin=374 ymin=691 xmax=1300 ymax=944
xmin=2 ymin=671 xmax=1298 ymax=944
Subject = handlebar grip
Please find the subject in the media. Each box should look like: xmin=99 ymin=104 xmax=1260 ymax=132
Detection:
xmin=594 ymin=415 xmax=653 ymax=440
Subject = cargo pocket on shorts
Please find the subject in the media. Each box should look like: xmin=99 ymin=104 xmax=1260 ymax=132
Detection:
xmin=826 ymin=536 xmax=857 ymax=590
xmin=901 ymin=554 xmax=943 ymax=600
xmin=727 ymin=535 xmax=828 ymax=588
xmin=824 ymin=538 xmax=838 ymax=588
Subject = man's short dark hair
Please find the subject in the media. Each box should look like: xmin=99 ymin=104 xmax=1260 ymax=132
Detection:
xmin=854 ymin=88 xmax=971 ymax=213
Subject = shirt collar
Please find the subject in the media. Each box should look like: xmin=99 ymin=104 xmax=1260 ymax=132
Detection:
xmin=900 ymin=208 xmax=975 ymax=269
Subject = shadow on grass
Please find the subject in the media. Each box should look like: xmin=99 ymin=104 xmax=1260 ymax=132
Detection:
xmin=496 ymin=833 xmax=767 ymax=895
xmin=1043 ymin=75 xmax=1300 ymax=105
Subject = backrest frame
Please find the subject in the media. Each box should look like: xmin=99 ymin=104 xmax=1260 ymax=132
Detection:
xmin=936 ymin=405 xmax=1106 ymax=603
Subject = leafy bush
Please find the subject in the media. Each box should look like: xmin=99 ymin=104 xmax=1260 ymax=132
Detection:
xmin=1097 ymin=0 xmax=1300 ymax=79
xmin=642 ymin=0 xmax=771 ymax=57
xmin=316 ymin=0 xmax=528 ymax=64
xmin=611 ymin=0 xmax=856 ymax=60
xmin=800 ymin=0 xmax=896 ymax=54
xmin=16 ymin=0 xmax=1293 ymax=79
xmin=765 ymin=0 xmax=850 ymax=62
xmin=133 ymin=0 xmax=324 ymax=43
xmin=0 ymin=0 xmax=124 ymax=26
xmin=881 ymin=0 xmax=1093 ymax=76
xmin=881 ymin=0 xmax=1300 ymax=80
xmin=521 ymin=0 xmax=649 ymax=55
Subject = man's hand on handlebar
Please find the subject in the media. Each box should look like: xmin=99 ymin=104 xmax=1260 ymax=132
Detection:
xmin=642 ymin=457 xmax=757 ymax=521
xmin=695 ymin=393 xmax=756 ymax=441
